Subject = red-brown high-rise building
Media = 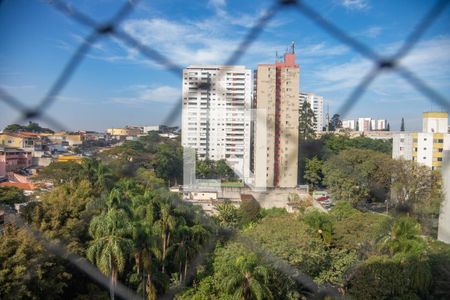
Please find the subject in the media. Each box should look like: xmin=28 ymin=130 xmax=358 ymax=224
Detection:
xmin=254 ymin=44 xmax=299 ymax=188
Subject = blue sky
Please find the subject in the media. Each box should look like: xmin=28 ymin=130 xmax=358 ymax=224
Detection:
xmin=0 ymin=0 xmax=449 ymax=131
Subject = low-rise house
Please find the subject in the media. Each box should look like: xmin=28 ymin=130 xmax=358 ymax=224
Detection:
xmin=0 ymin=147 xmax=33 ymax=178
xmin=0 ymin=182 xmax=36 ymax=196
xmin=0 ymin=132 xmax=37 ymax=150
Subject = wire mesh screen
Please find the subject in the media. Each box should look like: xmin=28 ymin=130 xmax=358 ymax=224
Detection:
xmin=1 ymin=0 xmax=449 ymax=299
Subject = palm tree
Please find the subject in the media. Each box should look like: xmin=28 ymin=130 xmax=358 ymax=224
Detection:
xmin=87 ymin=208 xmax=133 ymax=300
xmin=132 ymin=197 xmax=159 ymax=300
xmin=80 ymin=158 xmax=112 ymax=192
xmin=106 ymin=188 xmax=132 ymax=215
xmin=154 ymin=203 xmax=177 ymax=273
xmin=378 ymin=216 xmax=425 ymax=257
xmin=224 ymin=254 xmax=273 ymax=300
xmin=169 ymin=224 xmax=208 ymax=283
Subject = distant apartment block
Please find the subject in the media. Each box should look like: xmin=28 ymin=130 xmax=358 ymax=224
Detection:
xmin=393 ymin=112 xmax=450 ymax=170
xmin=376 ymin=119 xmax=387 ymax=130
xmin=342 ymin=118 xmax=387 ymax=131
xmin=181 ymin=65 xmax=252 ymax=181
xmin=299 ymin=92 xmax=324 ymax=132
xmin=358 ymin=117 xmax=372 ymax=132
xmin=342 ymin=119 xmax=356 ymax=130
xmin=253 ymin=46 xmax=299 ymax=188
xmin=106 ymin=126 xmax=142 ymax=137
xmin=142 ymin=125 xmax=161 ymax=133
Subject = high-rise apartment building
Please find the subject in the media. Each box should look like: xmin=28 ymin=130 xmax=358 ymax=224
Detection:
xmin=253 ymin=46 xmax=299 ymax=188
xmin=393 ymin=112 xmax=450 ymax=170
xmin=181 ymin=65 xmax=252 ymax=181
xmin=299 ymin=92 xmax=324 ymax=132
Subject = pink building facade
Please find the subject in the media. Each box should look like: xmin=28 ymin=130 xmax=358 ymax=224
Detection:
xmin=0 ymin=148 xmax=32 ymax=178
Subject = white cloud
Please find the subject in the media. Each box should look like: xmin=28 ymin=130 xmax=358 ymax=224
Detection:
xmin=356 ymin=26 xmax=382 ymax=38
xmin=309 ymin=36 xmax=450 ymax=103
xmin=340 ymin=0 xmax=369 ymax=10
xmin=112 ymin=85 xmax=180 ymax=105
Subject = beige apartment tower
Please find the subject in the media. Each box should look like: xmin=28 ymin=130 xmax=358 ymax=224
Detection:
xmin=253 ymin=46 xmax=299 ymax=188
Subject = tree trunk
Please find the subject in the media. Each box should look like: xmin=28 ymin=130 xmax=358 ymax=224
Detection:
xmin=184 ymin=256 xmax=188 ymax=282
xmin=162 ymin=235 xmax=167 ymax=273
xmin=109 ymin=255 xmax=114 ymax=300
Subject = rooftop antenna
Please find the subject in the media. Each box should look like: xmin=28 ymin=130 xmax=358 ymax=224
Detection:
xmin=291 ymin=41 xmax=295 ymax=54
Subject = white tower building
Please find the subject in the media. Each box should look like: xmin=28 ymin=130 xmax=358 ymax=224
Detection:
xmin=299 ymin=92 xmax=324 ymax=132
xmin=181 ymin=65 xmax=252 ymax=181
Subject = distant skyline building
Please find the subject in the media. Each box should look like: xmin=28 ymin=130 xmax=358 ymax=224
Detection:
xmin=393 ymin=112 xmax=450 ymax=170
xmin=342 ymin=117 xmax=388 ymax=131
xmin=358 ymin=117 xmax=371 ymax=132
xmin=181 ymin=65 xmax=252 ymax=181
xmin=342 ymin=119 xmax=356 ymax=130
xmin=299 ymin=92 xmax=324 ymax=132
xmin=253 ymin=45 xmax=299 ymax=189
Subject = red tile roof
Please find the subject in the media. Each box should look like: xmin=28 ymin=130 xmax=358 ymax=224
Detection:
xmin=0 ymin=182 xmax=36 ymax=190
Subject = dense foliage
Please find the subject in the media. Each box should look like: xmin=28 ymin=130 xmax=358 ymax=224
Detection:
xmin=1 ymin=134 xmax=215 ymax=299
xmin=3 ymin=122 xmax=54 ymax=133
xmin=1 ymin=131 xmax=447 ymax=299
xmin=0 ymin=186 xmax=27 ymax=205
xmin=181 ymin=204 xmax=450 ymax=299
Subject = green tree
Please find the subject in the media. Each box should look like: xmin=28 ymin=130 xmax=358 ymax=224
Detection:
xmin=0 ymin=186 xmax=27 ymax=205
xmin=30 ymin=179 xmax=98 ymax=254
xmin=153 ymin=143 xmax=182 ymax=185
xmin=154 ymin=204 xmax=177 ymax=274
xmin=322 ymin=148 xmax=392 ymax=206
xmin=378 ymin=217 xmax=426 ymax=257
xmin=216 ymin=159 xmax=236 ymax=180
xmin=302 ymin=210 xmax=334 ymax=245
xmin=0 ymin=225 xmax=70 ymax=299
xmin=299 ymin=101 xmax=316 ymax=140
xmin=87 ymin=208 xmax=133 ymax=300
xmin=215 ymin=203 xmax=240 ymax=228
xmin=3 ymin=121 xmax=54 ymax=133
xmin=239 ymin=197 xmax=261 ymax=225
xmin=34 ymin=161 xmax=82 ymax=185
xmin=216 ymin=243 xmax=273 ymax=300
xmin=347 ymin=255 xmax=432 ymax=300
xmin=329 ymin=114 xmax=342 ymax=131
xmin=389 ymin=160 xmax=442 ymax=234
xmin=303 ymin=156 xmax=323 ymax=188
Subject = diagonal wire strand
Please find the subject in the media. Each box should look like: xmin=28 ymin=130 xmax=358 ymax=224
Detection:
xmin=34 ymin=31 xmax=101 ymax=113
xmin=396 ymin=65 xmax=450 ymax=110
xmin=392 ymin=0 xmax=450 ymax=61
xmin=294 ymin=0 xmax=380 ymax=61
xmin=337 ymin=66 xmax=380 ymax=117
xmin=160 ymin=1 xmax=282 ymax=127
